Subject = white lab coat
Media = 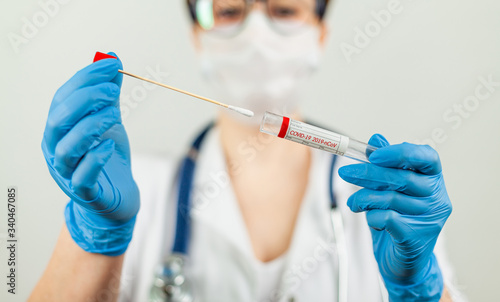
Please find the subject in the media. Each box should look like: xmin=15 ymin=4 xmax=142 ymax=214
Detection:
xmin=118 ymin=127 xmax=464 ymax=302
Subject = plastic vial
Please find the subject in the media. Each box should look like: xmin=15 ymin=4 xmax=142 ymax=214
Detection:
xmin=260 ymin=112 xmax=377 ymax=163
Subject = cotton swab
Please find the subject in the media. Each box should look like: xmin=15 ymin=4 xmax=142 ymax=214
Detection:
xmin=93 ymin=52 xmax=254 ymax=118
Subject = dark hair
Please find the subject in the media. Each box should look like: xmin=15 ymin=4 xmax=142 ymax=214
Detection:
xmin=186 ymin=0 xmax=331 ymax=23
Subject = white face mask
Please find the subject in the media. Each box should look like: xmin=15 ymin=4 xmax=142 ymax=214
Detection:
xmin=198 ymin=12 xmax=322 ymax=124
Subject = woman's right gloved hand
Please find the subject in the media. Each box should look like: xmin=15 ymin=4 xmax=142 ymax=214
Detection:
xmin=41 ymin=53 xmax=139 ymax=256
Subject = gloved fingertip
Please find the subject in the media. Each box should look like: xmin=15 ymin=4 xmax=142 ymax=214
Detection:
xmin=368 ymin=150 xmax=383 ymax=164
xmin=338 ymin=165 xmax=361 ymax=182
xmin=346 ymin=195 xmax=357 ymax=212
xmin=91 ymin=58 xmax=121 ymax=75
xmin=367 ymin=134 xmax=390 ymax=164
xmin=368 ymin=134 xmax=390 ymax=148
xmin=107 ymin=52 xmax=123 ymax=68
xmin=366 ymin=210 xmax=386 ymax=231
xmin=106 ymin=52 xmax=123 ymax=87
xmin=337 ymin=166 xmax=350 ymax=180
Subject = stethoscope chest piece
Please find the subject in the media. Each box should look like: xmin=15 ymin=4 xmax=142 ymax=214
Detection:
xmin=149 ymin=253 xmax=194 ymax=302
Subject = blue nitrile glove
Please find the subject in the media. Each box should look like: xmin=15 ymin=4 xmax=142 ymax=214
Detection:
xmin=338 ymin=134 xmax=452 ymax=301
xmin=41 ymin=53 xmax=139 ymax=256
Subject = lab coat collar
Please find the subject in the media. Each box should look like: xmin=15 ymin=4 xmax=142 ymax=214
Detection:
xmin=275 ymin=145 xmax=338 ymax=300
xmin=190 ymin=127 xmax=254 ymax=258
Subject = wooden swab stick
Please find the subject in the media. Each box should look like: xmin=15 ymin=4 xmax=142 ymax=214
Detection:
xmin=117 ymin=70 xmax=253 ymax=117
xmin=93 ymin=52 xmax=254 ymax=117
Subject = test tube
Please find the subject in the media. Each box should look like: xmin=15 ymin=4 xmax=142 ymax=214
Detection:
xmin=260 ymin=111 xmax=377 ymax=163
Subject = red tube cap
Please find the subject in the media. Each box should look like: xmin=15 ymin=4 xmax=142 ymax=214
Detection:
xmin=93 ymin=51 xmax=117 ymax=63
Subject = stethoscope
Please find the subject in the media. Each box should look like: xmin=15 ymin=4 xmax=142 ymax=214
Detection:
xmin=148 ymin=123 xmax=356 ymax=302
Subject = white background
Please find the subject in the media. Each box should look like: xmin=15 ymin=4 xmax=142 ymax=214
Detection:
xmin=1 ymin=0 xmax=499 ymax=301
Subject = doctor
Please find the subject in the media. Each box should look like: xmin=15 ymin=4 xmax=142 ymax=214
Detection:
xmin=30 ymin=0 xmax=461 ymax=301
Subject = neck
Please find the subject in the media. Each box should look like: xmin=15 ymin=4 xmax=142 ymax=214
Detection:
xmin=217 ymin=110 xmax=311 ymax=176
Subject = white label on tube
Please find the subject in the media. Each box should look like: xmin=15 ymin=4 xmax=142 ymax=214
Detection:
xmin=283 ymin=119 xmax=350 ymax=155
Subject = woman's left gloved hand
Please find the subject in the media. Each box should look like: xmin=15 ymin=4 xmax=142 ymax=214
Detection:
xmin=339 ymin=134 xmax=452 ymax=301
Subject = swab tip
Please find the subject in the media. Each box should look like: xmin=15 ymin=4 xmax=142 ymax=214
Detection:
xmin=228 ymin=105 xmax=254 ymax=117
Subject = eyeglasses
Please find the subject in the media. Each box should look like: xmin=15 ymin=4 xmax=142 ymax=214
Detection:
xmin=188 ymin=0 xmax=322 ymax=36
